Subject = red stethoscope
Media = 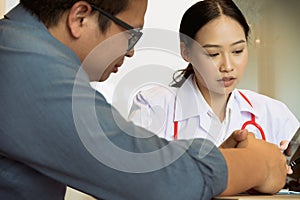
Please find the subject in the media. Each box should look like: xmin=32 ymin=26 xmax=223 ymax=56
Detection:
xmin=173 ymin=91 xmax=266 ymax=140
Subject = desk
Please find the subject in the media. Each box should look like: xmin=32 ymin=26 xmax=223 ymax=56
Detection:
xmin=213 ymin=195 xmax=300 ymax=200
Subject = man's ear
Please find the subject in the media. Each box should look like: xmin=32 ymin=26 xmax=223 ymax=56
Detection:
xmin=180 ymin=42 xmax=190 ymax=62
xmin=67 ymin=1 xmax=93 ymax=38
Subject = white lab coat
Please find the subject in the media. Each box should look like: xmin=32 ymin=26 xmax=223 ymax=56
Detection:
xmin=129 ymin=75 xmax=299 ymax=147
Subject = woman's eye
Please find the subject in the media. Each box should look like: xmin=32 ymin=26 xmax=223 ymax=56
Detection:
xmin=233 ymin=49 xmax=244 ymax=55
xmin=206 ymin=53 xmax=219 ymax=57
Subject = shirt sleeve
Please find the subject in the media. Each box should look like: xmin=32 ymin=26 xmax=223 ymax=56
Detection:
xmin=128 ymin=87 xmax=175 ymax=139
xmin=0 ymin=6 xmax=228 ymax=199
xmin=275 ymin=103 xmax=300 ymax=143
xmin=128 ymin=90 xmax=153 ymax=129
xmin=1 ymin=76 xmax=228 ymax=200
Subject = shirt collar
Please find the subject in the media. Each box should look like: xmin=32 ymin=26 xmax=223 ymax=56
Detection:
xmin=232 ymin=89 xmax=258 ymax=117
xmin=173 ymin=77 xmax=259 ymax=121
xmin=174 ymin=75 xmax=212 ymax=121
xmin=5 ymin=4 xmax=81 ymax=67
xmin=5 ymin=4 xmax=48 ymax=31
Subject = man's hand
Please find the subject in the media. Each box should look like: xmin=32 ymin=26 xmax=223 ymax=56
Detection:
xmin=220 ymin=133 xmax=288 ymax=195
xmin=241 ymin=134 xmax=287 ymax=194
xmin=219 ymin=129 xmax=248 ymax=148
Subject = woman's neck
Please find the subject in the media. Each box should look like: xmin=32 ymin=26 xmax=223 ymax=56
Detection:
xmin=194 ymin=77 xmax=230 ymax=122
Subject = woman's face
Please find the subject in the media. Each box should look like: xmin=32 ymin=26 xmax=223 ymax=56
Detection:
xmin=188 ymin=16 xmax=248 ymax=96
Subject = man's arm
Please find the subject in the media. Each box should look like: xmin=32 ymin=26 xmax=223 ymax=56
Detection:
xmin=220 ymin=133 xmax=287 ymax=195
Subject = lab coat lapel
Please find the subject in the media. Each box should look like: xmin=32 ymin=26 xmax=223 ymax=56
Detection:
xmin=173 ymin=76 xmax=212 ymax=133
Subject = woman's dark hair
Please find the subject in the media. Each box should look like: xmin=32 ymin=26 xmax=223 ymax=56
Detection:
xmin=20 ymin=0 xmax=129 ymax=31
xmin=172 ymin=0 xmax=250 ymax=86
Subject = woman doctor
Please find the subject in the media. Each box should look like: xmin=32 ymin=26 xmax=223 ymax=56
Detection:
xmin=128 ymin=0 xmax=299 ymax=147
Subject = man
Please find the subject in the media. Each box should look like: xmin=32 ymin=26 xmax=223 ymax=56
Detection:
xmin=0 ymin=0 xmax=287 ymax=199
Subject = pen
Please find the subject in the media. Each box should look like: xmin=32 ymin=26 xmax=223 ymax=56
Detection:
xmin=290 ymin=156 xmax=300 ymax=168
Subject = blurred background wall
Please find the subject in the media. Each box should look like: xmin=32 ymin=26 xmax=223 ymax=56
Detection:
xmin=234 ymin=0 xmax=300 ymax=120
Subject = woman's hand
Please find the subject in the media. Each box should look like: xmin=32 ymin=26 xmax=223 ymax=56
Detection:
xmin=280 ymin=140 xmax=293 ymax=174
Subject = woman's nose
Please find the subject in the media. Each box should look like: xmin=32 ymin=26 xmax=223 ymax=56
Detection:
xmin=219 ymin=55 xmax=234 ymax=72
xmin=220 ymin=64 xmax=234 ymax=72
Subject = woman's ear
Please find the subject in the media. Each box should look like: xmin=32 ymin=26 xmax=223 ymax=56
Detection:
xmin=67 ymin=1 xmax=93 ymax=38
xmin=180 ymin=42 xmax=190 ymax=62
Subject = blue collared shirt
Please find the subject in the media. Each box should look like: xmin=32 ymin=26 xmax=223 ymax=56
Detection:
xmin=0 ymin=4 xmax=228 ymax=200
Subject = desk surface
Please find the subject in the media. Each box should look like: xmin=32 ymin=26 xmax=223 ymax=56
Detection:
xmin=213 ymin=195 xmax=300 ymax=200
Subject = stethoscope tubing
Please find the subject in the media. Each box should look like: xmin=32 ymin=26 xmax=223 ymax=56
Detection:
xmin=173 ymin=91 xmax=266 ymax=140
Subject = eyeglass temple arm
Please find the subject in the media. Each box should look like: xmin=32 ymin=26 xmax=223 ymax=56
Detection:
xmin=90 ymin=4 xmax=134 ymax=31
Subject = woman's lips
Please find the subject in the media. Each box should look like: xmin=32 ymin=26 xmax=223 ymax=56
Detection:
xmin=218 ymin=77 xmax=236 ymax=87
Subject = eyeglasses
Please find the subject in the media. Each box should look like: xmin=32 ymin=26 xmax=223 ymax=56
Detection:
xmin=90 ymin=4 xmax=143 ymax=51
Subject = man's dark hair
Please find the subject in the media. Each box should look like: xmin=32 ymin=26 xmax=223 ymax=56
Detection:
xmin=20 ymin=0 xmax=129 ymax=31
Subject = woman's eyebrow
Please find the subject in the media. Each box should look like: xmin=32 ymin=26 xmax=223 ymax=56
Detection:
xmin=202 ymin=44 xmax=221 ymax=48
xmin=231 ymin=39 xmax=246 ymax=46
xmin=202 ymin=40 xmax=246 ymax=48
